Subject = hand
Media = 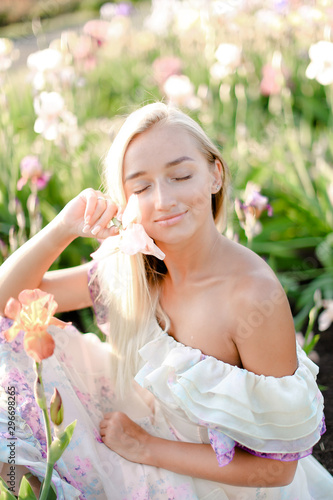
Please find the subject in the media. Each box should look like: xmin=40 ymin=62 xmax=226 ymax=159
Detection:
xmin=58 ymin=188 xmax=120 ymax=240
xmin=99 ymin=411 xmax=151 ymax=464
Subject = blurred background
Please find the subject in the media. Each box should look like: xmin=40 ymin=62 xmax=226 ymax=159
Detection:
xmin=0 ymin=0 xmax=332 ymax=469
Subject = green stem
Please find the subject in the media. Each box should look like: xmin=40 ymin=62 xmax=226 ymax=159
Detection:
xmin=39 ymin=459 xmax=54 ymax=500
xmin=281 ymin=90 xmax=316 ymax=199
xmin=246 ymin=236 xmax=253 ymax=250
xmin=35 ymin=362 xmax=54 ymax=500
xmin=325 ymin=84 xmax=333 ymax=159
xmin=303 ymin=304 xmax=318 ymax=347
xmin=42 ymin=407 xmax=52 ymax=450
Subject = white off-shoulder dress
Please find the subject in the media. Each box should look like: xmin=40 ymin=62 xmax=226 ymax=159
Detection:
xmin=0 ymin=268 xmax=332 ymax=499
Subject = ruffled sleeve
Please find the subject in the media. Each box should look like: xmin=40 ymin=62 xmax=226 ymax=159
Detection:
xmin=135 ymin=333 xmax=325 ymax=467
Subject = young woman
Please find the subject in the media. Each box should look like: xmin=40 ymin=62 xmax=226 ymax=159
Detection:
xmin=0 ymin=103 xmax=332 ymax=499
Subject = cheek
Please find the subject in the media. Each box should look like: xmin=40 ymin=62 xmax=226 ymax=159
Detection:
xmin=187 ymin=183 xmax=212 ymax=215
xmin=136 ymin=197 xmax=152 ymax=222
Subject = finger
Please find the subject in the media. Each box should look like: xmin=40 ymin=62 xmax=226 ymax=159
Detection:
xmin=81 ymin=190 xmax=101 ymax=224
xmin=87 ymin=198 xmax=108 ymax=226
xmin=90 ymin=199 xmax=119 ymax=236
xmin=82 ymin=195 xmax=112 ymax=233
xmin=94 ymin=226 xmax=119 ymax=241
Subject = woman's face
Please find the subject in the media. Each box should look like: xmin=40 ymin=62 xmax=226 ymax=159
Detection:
xmin=122 ymin=123 xmax=221 ymax=246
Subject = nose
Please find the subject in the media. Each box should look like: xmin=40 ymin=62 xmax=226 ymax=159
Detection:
xmin=154 ymin=180 xmax=177 ymax=212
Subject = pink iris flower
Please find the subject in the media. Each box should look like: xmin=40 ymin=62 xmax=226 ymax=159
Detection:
xmin=3 ymin=289 xmax=70 ymax=362
xmin=260 ymin=64 xmax=282 ymax=96
xmin=17 ymin=156 xmax=51 ymax=191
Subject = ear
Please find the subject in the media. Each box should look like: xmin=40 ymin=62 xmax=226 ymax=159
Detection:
xmin=211 ymin=159 xmax=223 ymax=194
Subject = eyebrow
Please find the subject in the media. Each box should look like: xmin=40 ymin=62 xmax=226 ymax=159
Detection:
xmin=124 ymin=156 xmax=195 ymax=183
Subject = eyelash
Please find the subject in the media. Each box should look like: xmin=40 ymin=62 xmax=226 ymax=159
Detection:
xmin=133 ymin=176 xmax=192 ymax=195
xmin=133 ymin=187 xmax=149 ymax=195
xmin=174 ymin=175 xmax=192 ymax=181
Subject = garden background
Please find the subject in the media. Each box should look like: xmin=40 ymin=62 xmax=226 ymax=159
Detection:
xmin=0 ymin=0 xmax=332 ymax=475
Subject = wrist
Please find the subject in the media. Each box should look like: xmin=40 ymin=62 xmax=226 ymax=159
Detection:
xmin=142 ymin=434 xmax=160 ymax=467
xmin=50 ymin=214 xmax=78 ymax=244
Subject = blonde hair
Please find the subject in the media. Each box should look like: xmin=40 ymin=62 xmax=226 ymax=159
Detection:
xmin=98 ymin=102 xmax=229 ymax=395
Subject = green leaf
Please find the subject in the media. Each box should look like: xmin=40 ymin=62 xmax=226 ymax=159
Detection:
xmin=17 ymin=475 xmax=37 ymax=500
xmin=48 ymin=420 xmax=77 ymax=464
xmin=316 ymin=233 xmax=333 ymax=268
xmin=303 ymin=334 xmax=320 ymax=356
xmin=0 ymin=476 xmax=17 ymax=500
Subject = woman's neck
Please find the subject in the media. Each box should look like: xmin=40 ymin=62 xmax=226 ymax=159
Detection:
xmin=158 ymin=221 xmax=224 ymax=287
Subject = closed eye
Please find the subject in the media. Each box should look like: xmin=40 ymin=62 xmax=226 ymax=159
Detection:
xmin=174 ymin=175 xmax=192 ymax=181
xmin=133 ymin=186 xmax=150 ymax=195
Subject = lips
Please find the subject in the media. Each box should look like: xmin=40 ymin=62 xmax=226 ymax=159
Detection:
xmin=154 ymin=211 xmax=187 ymax=226
xmin=155 ymin=212 xmax=185 ymax=222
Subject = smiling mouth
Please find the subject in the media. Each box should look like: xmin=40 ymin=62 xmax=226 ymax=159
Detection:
xmin=155 ymin=211 xmax=187 ymax=226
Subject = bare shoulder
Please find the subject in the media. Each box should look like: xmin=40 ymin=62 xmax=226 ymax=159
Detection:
xmin=219 ymin=238 xmax=298 ymax=377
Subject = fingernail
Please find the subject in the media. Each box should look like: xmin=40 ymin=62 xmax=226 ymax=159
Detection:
xmin=91 ymin=225 xmax=101 ymax=235
xmin=82 ymin=224 xmax=90 ymax=233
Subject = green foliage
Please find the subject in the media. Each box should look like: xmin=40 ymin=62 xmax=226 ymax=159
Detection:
xmin=0 ymin=476 xmax=16 ymax=499
xmin=17 ymin=475 xmax=38 ymax=500
xmin=49 ymin=420 xmax=77 ymax=464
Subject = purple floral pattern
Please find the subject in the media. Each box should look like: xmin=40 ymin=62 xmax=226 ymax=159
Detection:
xmin=87 ymin=262 xmax=110 ymax=335
xmin=74 ymin=456 xmax=93 ymax=476
xmin=208 ymin=429 xmax=235 ymax=466
xmin=207 ymin=419 xmax=327 ymax=467
xmin=0 ymin=317 xmax=24 ymax=353
xmin=1 ymin=366 xmax=47 ymax=454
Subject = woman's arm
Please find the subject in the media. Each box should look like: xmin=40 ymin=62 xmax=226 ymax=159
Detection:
xmin=100 ymin=411 xmax=297 ymax=488
xmin=0 ymin=189 xmax=119 ymax=314
xmin=147 ymin=436 xmax=297 ymax=487
xmin=0 ymin=216 xmax=78 ymax=314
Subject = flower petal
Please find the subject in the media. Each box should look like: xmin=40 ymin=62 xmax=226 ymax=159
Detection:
xmin=36 ymin=172 xmax=52 ymax=190
xmin=317 ymin=68 xmax=333 ymax=86
xmin=17 ymin=289 xmax=59 ymax=332
xmin=91 ymin=224 xmax=165 ymax=260
xmin=120 ymin=224 xmax=165 ymax=260
xmin=50 ymin=388 xmax=64 ymax=426
xmin=24 ymin=329 xmax=56 ymax=362
xmin=90 ymin=235 xmax=122 ymax=260
xmin=4 ymin=297 xmax=21 ymax=320
xmin=122 ymin=194 xmax=142 ymax=228
xmin=17 ymin=177 xmax=28 ymax=191
xmin=18 ymin=288 xmax=50 ymax=306
xmin=19 ymin=289 xmax=58 ymax=316
xmin=305 ymin=61 xmax=318 ymax=80
xmin=3 ymin=324 xmax=23 ymax=342
xmin=318 ymin=304 xmax=333 ymax=332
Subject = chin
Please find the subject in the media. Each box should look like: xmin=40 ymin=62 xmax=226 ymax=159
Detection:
xmin=150 ymin=224 xmax=198 ymax=247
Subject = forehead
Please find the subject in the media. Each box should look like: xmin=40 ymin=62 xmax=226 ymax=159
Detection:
xmin=123 ymin=123 xmax=201 ymax=172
